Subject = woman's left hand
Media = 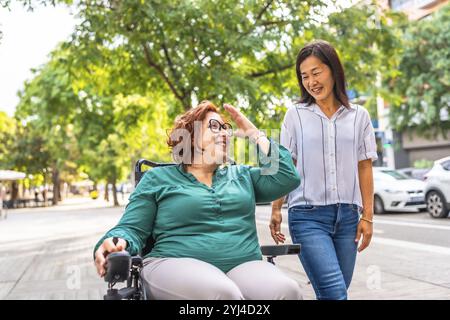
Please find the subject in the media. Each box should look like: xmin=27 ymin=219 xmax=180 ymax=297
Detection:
xmin=355 ymin=220 xmax=373 ymax=252
xmin=223 ymin=103 xmax=258 ymax=138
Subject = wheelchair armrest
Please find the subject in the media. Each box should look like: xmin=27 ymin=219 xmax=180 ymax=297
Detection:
xmin=260 ymin=244 xmax=300 ymax=257
xmin=104 ymin=251 xmax=131 ymax=283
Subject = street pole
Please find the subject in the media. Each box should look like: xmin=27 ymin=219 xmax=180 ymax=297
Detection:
xmin=376 ymin=71 xmax=396 ymax=168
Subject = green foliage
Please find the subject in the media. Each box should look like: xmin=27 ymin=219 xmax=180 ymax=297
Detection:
xmin=13 ymin=39 xmax=172 ymax=197
xmin=319 ymin=1 xmax=406 ymax=117
xmin=7 ymin=121 xmax=52 ymax=178
xmin=0 ymin=111 xmax=16 ymax=167
xmin=66 ymin=0 xmax=329 ymax=125
xmin=413 ymin=159 xmax=433 ymax=169
xmin=14 ymin=48 xmax=80 ymax=187
xmin=389 ymin=4 xmax=450 ymax=136
xmin=6 ymin=0 xmax=418 ymax=196
xmin=65 ymin=0 xmax=406 ymax=127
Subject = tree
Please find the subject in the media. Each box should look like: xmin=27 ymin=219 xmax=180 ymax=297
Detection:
xmin=73 ymin=92 xmax=171 ymax=206
xmin=15 ymin=48 xmax=81 ymax=205
xmin=308 ymin=1 xmax=407 ymax=118
xmin=14 ymin=39 xmax=173 ymax=206
xmin=389 ymin=4 xmax=450 ymax=136
xmin=9 ymin=0 xmax=411 ymax=206
xmin=65 ymin=40 xmax=172 ymax=205
xmin=66 ymin=0 xmax=406 ymax=127
xmin=0 ymin=111 xmax=16 ymax=168
xmin=8 ymin=121 xmax=53 ymax=203
xmin=66 ymin=0 xmax=328 ymax=116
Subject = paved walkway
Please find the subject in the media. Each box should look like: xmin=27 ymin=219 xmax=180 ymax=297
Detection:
xmin=1 ymin=198 xmax=449 ymax=299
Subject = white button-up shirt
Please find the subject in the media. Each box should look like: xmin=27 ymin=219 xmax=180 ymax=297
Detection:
xmin=280 ymin=103 xmax=378 ymax=209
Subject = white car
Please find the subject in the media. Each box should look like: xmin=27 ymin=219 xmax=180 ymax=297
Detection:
xmin=424 ymin=156 xmax=450 ymax=218
xmin=373 ymin=167 xmax=426 ymax=214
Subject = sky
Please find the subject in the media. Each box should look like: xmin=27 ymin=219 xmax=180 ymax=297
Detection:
xmin=0 ymin=2 xmax=76 ymax=116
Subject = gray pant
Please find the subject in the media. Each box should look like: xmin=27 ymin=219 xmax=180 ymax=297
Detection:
xmin=141 ymin=257 xmax=302 ymax=300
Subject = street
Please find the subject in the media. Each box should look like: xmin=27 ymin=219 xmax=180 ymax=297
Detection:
xmin=0 ymin=197 xmax=449 ymax=300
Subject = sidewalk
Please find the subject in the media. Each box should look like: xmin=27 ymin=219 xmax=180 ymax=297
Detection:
xmin=1 ymin=198 xmax=450 ymax=299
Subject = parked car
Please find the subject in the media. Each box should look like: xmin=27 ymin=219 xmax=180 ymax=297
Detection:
xmin=373 ymin=167 xmax=426 ymax=214
xmin=424 ymin=156 xmax=450 ymax=218
xmin=397 ymin=167 xmax=430 ymax=181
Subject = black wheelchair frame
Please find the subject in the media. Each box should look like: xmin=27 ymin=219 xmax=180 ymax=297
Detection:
xmin=103 ymin=159 xmax=300 ymax=300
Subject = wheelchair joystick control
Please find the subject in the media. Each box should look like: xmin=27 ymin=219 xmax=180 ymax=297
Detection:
xmin=104 ymin=251 xmax=131 ymax=283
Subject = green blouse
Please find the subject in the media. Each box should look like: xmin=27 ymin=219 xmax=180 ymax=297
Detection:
xmin=94 ymin=141 xmax=300 ymax=273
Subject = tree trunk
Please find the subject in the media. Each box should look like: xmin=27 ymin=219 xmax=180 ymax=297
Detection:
xmin=104 ymin=183 xmax=109 ymax=202
xmin=58 ymin=181 xmax=63 ymax=201
xmin=11 ymin=181 xmax=19 ymax=201
xmin=42 ymin=172 xmax=48 ymax=207
xmin=111 ymin=178 xmax=119 ymax=207
xmin=52 ymin=167 xmax=60 ymax=206
xmin=21 ymin=180 xmax=26 ymax=198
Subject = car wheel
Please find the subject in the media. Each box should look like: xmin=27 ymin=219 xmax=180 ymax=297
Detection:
xmin=374 ymin=195 xmax=385 ymax=215
xmin=426 ymin=191 xmax=449 ymax=218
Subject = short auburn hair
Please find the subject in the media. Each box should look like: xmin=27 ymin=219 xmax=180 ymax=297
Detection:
xmin=167 ymin=100 xmax=221 ymax=163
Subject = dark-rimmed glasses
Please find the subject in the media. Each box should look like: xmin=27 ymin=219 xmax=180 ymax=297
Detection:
xmin=208 ymin=119 xmax=233 ymax=136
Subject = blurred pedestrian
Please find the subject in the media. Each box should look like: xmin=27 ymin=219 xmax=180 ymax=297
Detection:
xmin=0 ymin=184 xmax=7 ymax=219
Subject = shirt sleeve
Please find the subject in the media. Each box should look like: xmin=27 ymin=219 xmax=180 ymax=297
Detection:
xmin=93 ymin=171 xmax=157 ymax=258
xmin=249 ymin=140 xmax=301 ymax=203
xmin=358 ymin=109 xmax=378 ymax=162
xmin=280 ymin=108 xmax=298 ymax=160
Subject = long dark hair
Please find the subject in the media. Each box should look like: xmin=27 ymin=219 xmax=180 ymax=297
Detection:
xmin=295 ymin=40 xmax=349 ymax=108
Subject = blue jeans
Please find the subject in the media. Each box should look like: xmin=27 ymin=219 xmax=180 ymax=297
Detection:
xmin=288 ymin=203 xmax=360 ymax=300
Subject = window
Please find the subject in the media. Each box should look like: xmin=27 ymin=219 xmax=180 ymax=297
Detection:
xmin=380 ymin=170 xmax=410 ymax=180
xmin=441 ymin=161 xmax=450 ymax=171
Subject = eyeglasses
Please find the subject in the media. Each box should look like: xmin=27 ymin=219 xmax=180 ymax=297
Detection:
xmin=208 ymin=119 xmax=233 ymax=136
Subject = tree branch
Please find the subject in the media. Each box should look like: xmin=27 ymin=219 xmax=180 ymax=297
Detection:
xmin=219 ymin=0 xmax=275 ymax=63
xmin=255 ymin=0 xmax=275 ymax=23
xmin=161 ymin=43 xmax=178 ymax=77
xmin=238 ymin=0 xmax=275 ymax=38
xmin=248 ymin=63 xmax=294 ymax=78
xmin=158 ymin=26 xmax=190 ymax=104
xmin=259 ymin=19 xmax=294 ymax=27
xmin=141 ymin=42 xmax=185 ymax=103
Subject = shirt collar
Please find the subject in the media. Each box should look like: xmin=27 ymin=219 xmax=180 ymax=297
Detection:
xmin=176 ymin=163 xmax=226 ymax=182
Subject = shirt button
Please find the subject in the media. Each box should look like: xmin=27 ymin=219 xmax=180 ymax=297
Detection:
xmin=331 ymin=171 xmax=335 ymax=174
xmin=330 ymin=153 xmax=334 ymax=157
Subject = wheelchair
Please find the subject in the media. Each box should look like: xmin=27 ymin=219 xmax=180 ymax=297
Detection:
xmin=103 ymin=159 xmax=301 ymax=300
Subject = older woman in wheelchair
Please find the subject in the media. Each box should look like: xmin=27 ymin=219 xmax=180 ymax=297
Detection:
xmin=94 ymin=101 xmax=302 ymax=300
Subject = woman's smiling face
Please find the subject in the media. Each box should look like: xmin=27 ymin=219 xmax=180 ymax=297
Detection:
xmin=299 ymin=55 xmax=335 ymax=103
xmin=198 ymin=111 xmax=231 ymax=165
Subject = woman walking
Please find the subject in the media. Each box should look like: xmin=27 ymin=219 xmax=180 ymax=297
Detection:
xmin=271 ymin=40 xmax=378 ymax=300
